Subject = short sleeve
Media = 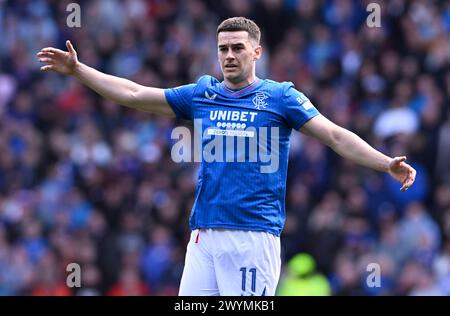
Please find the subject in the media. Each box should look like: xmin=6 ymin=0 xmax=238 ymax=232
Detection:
xmin=164 ymin=83 xmax=196 ymax=120
xmin=282 ymin=82 xmax=320 ymax=130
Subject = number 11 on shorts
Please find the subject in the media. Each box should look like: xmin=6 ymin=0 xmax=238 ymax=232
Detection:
xmin=240 ymin=267 xmax=256 ymax=294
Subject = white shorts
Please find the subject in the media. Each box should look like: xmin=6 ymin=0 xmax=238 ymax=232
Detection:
xmin=178 ymin=228 xmax=281 ymax=296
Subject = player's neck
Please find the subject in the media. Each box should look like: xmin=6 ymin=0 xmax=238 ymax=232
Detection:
xmin=224 ymin=75 xmax=257 ymax=90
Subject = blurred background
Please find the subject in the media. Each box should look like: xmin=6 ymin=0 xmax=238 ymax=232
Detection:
xmin=1 ymin=0 xmax=450 ymax=296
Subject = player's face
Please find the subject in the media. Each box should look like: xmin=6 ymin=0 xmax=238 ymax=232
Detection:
xmin=218 ymin=31 xmax=261 ymax=84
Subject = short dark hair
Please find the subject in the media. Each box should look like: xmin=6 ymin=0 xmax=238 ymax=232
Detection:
xmin=217 ymin=17 xmax=261 ymax=45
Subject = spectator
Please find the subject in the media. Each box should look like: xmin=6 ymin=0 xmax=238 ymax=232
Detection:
xmin=277 ymin=253 xmax=331 ymax=296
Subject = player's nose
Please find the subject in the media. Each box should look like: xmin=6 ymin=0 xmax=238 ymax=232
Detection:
xmin=225 ymin=50 xmax=235 ymax=60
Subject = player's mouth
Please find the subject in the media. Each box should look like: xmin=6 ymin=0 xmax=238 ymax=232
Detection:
xmin=224 ymin=64 xmax=238 ymax=70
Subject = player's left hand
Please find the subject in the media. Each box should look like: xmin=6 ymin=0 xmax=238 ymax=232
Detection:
xmin=388 ymin=156 xmax=416 ymax=192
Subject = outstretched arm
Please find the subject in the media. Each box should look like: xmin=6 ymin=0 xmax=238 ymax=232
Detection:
xmin=37 ymin=40 xmax=174 ymax=117
xmin=300 ymin=114 xmax=416 ymax=191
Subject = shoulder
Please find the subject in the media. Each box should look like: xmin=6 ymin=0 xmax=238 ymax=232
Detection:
xmin=260 ymin=80 xmax=307 ymax=104
xmin=263 ymin=80 xmax=316 ymax=114
xmin=260 ymin=79 xmax=297 ymax=95
xmin=195 ymin=75 xmax=221 ymax=89
xmin=190 ymin=75 xmax=221 ymax=98
xmin=279 ymin=81 xmax=298 ymax=96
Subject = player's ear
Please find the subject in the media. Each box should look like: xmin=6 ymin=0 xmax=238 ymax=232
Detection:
xmin=253 ymin=45 xmax=262 ymax=61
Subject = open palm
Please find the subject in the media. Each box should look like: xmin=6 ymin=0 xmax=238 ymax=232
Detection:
xmin=37 ymin=40 xmax=78 ymax=75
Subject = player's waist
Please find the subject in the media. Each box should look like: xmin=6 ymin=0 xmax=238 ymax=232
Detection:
xmin=191 ymin=222 xmax=283 ymax=237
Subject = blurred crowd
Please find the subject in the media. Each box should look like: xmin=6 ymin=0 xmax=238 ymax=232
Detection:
xmin=1 ymin=0 xmax=450 ymax=296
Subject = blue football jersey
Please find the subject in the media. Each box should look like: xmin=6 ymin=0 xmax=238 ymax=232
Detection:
xmin=164 ymin=75 xmax=320 ymax=236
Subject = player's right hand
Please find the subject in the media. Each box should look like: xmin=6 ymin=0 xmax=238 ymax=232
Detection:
xmin=37 ymin=40 xmax=78 ymax=75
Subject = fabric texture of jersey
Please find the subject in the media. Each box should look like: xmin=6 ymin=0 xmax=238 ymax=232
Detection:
xmin=165 ymin=75 xmax=320 ymax=236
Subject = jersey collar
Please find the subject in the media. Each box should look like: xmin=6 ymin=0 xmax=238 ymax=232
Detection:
xmin=221 ymin=78 xmax=261 ymax=97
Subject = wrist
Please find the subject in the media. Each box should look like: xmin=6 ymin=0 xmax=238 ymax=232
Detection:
xmin=71 ymin=61 xmax=82 ymax=76
xmin=384 ymin=157 xmax=393 ymax=173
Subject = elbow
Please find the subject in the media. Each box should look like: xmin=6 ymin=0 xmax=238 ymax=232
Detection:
xmin=328 ymin=127 xmax=346 ymax=149
xmin=128 ymin=86 xmax=141 ymax=106
xmin=324 ymin=127 xmax=338 ymax=148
